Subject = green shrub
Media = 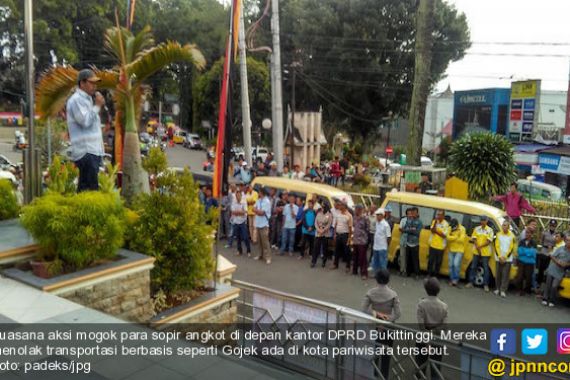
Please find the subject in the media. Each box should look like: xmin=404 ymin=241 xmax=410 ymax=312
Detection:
xmin=47 ymin=155 xmax=78 ymax=195
xmin=142 ymin=147 xmax=168 ymax=176
xmin=20 ymin=191 xmax=126 ymax=271
xmin=352 ymin=173 xmax=371 ymax=188
xmin=449 ymin=132 xmax=516 ymax=201
xmin=126 ymin=169 xmax=215 ymax=294
xmin=0 ymin=179 xmax=19 ymax=220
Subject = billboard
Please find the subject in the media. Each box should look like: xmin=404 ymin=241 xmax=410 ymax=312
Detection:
xmin=509 ymin=80 xmax=541 ymax=141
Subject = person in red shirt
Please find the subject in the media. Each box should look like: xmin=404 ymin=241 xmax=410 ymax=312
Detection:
xmin=330 ymin=156 xmax=341 ymax=187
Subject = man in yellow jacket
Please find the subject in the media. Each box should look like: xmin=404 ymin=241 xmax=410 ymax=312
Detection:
xmin=494 ymin=220 xmax=516 ymax=297
xmin=447 ymin=219 xmax=466 ymax=286
xmin=428 ymin=210 xmax=450 ymax=277
xmin=466 ymin=216 xmax=494 ymax=291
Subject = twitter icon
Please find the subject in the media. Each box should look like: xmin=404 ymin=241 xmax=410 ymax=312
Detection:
xmin=522 ymin=329 xmax=548 ymax=355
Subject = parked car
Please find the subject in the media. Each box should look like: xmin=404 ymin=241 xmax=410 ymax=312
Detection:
xmin=0 ymin=154 xmax=18 ymax=171
xmin=253 ymin=146 xmax=270 ymax=163
xmin=183 ymin=133 xmax=203 ymax=150
xmin=173 ymin=130 xmax=187 ymax=144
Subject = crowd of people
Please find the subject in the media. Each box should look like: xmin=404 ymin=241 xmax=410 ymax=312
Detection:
xmin=227 ymin=154 xmax=371 ymax=188
xmin=206 ymin=182 xmax=570 ymax=309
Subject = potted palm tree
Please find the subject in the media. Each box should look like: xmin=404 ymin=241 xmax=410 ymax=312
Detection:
xmin=36 ymin=25 xmax=206 ymax=204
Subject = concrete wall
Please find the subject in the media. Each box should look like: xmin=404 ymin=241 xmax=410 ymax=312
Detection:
xmin=59 ymin=270 xmax=154 ymax=323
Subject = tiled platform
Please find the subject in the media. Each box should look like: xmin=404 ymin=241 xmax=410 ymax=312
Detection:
xmin=0 ymin=276 xmax=304 ymax=379
xmin=0 ymin=219 xmax=34 ymax=252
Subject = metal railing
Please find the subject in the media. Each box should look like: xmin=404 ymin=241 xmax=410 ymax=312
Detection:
xmin=230 ymin=279 xmax=568 ymax=380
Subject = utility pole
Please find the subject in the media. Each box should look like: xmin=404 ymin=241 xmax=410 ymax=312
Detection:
xmin=406 ymin=0 xmax=435 ymax=166
xmin=270 ymin=0 xmax=284 ymax=172
xmin=24 ymin=0 xmax=39 ymax=203
xmin=238 ymin=4 xmax=253 ymax=166
xmin=290 ymin=64 xmax=297 ymax=168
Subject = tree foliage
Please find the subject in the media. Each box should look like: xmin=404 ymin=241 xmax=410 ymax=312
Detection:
xmin=193 ymin=56 xmax=271 ymax=135
xmin=269 ymin=0 xmax=470 ymax=140
xmin=448 ymin=132 xmax=516 ymax=201
xmin=126 ymin=170 xmax=215 ymax=294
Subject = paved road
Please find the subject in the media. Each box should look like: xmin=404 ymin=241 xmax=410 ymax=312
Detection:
xmin=223 ymin=243 xmax=570 ymax=325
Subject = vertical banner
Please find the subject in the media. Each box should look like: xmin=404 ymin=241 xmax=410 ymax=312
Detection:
xmin=508 ymin=80 xmax=541 ymax=142
xmin=213 ymin=0 xmax=238 ymax=198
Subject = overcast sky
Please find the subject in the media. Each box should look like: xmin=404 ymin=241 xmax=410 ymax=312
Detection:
xmin=438 ymin=0 xmax=570 ymax=93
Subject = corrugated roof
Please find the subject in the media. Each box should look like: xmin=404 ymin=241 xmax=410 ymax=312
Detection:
xmin=538 ymin=145 xmax=570 ymax=157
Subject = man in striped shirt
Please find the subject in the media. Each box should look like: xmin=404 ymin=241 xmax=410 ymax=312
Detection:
xmin=66 ymin=69 xmax=105 ymax=191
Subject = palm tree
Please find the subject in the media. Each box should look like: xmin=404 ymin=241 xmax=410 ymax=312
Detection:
xmin=36 ymin=26 xmax=205 ymax=203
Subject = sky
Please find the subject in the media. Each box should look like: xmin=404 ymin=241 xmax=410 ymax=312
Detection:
xmin=438 ymin=0 xmax=570 ymax=93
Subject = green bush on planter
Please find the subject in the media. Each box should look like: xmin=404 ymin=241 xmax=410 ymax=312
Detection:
xmin=20 ymin=191 xmax=126 ymax=271
xmin=0 ymin=179 xmax=19 ymax=221
xmin=126 ymin=169 xmax=215 ymax=294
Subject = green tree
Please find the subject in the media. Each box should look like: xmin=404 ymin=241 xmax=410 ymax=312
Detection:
xmin=258 ymin=0 xmax=471 ymax=141
xmin=148 ymin=0 xmax=228 ymax=130
xmin=448 ymin=132 xmax=516 ymax=201
xmin=193 ymin=56 xmax=271 ymax=138
xmin=35 ymin=26 xmax=205 ymax=203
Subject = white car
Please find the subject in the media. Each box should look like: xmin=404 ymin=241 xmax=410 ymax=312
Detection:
xmin=253 ymin=147 xmax=270 ymax=163
xmin=183 ymin=133 xmax=203 ymax=150
xmin=0 ymin=170 xmax=17 ymax=185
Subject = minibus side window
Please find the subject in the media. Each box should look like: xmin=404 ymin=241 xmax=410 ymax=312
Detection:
xmin=416 ymin=206 xmax=436 ymax=229
xmin=385 ymin=201 xmax=401 ymax=219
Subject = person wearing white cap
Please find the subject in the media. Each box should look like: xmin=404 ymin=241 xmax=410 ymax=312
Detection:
xmin=268 ymin=161 xmax=278 ymax=177
xmin=372 ymin=208 xmax=392 ymax=273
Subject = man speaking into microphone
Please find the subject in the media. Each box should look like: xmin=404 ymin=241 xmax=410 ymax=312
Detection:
xmin=66 ymin=69 xmax=105 ymax=192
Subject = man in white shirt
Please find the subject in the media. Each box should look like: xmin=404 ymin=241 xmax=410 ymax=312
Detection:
xmin=291 ymin=164 xmax=305 ymax=180
xmin=372 ymin=208 xmax=392 ymax=273
xmin=66 ymin=69 xmax=105 ymax=191
xmin=231 ymin=191 xmax=250 ymax=256
xmin=254 ymin=188 xmax=273 ymax=264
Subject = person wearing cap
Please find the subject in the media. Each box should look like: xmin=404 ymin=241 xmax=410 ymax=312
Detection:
xmin=238 ymin=160 xmax=252 ymax=184
xmin=494 ymin=219 xmax=516 ymax=297
xmin=542 ymin=232 xmax=570 ymax=307
xmin=352 ymin=204 xmax=370 ymax=279
xmin=538 ymin=219 xmax=558 ymax=287
xmin=446 ymin=218 xmax=466 ymax=287
xmin=466 ymin=216 xmax=494 ymax=291
xmin=268 ymin=161 xmax=278 ymax=177
xmin=253 ymin=187 xmax=273 ymax=264
xmin=372 ymin=208 xmax=392 ymax=273
xmin=66 ymin=68 xmax=105 ymax=191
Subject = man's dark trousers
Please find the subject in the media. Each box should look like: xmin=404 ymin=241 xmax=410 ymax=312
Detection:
xmin=75 ymin=153 xmax=101 ymax=192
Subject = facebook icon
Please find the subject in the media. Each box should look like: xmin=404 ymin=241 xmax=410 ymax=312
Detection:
xmin=491 ymin=329 xmax=516 ymax=355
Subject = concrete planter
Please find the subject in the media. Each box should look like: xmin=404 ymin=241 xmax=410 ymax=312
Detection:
xmin=2 ymin=249 xmax=155 ymax=323
xmin=149 ymin=255 xmax=239 ymax=329
xmin=0 ymin=219 xmax=37 ymax=266
xmin=149 ymin=282 xmax=239 ymax=328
